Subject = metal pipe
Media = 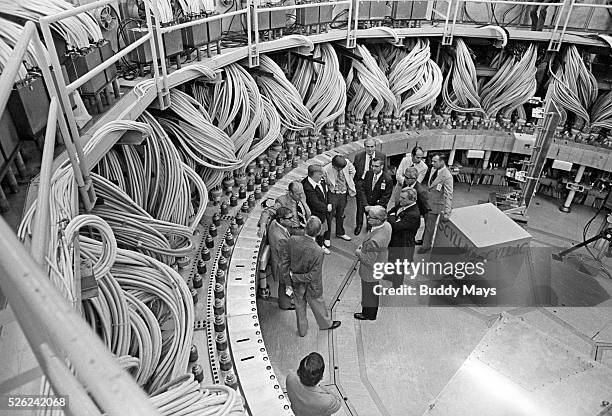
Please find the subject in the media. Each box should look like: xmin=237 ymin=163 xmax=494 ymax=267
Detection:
xmin=160 ymin=9 xmax=247 ymax=33
xmin=573 ymin=2 xmax=612 ymax=8
xmin=0 ymin=217 xmax=161 ymax=416
xmin=144 ymin=3 xmax=165 ymax=108
xmin=0 ymin=22 xmax=36 ymax=118
xmin=38 ymin=343 xmax=101 ymax=416
xmin=31 ymin=98 xmax=59 ymax=265
xmin=40 ymin=0 xmax=116 ymax=23
xmin=345 ymin=0 xmax=354 ymax=47
xmin=66 ymin=33 xmax=151 ymax=93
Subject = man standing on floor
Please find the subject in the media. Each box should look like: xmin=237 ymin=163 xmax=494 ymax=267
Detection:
xmin=286 ymin=352 xmax=342 ymax=416
xmin=284 ymin=217 xmax=341 ymax=337
xmin=358 ymin=158 xmax=393 ymax=231
xmin=323 ymin=155 xmax=355 ymax=243
xmin=386 ymin=188 xmax=421 ymax=288
xmin=418 ymin=154 xmax=453 ymax=254
xmin=354 ymin=206 xmax=392 ymax=321
xmin=268 ymin=206 xmax=295 ymax=310
xmin=258 ymin=181 xmax=311 ymax=237
xmin=392 ymin=146 xmax=428 ymax=205
xmin=353 ymin=138 xmax=387 ymax=235
xmin=302 ymin=164 xmax=332 ymax=255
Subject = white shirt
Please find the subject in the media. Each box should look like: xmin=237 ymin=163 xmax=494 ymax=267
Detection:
xmin=396 ymin=202 xmax=416 ymax=216
xmin=371 ymin=171 xmax=381 ymax=189
xmin=308 ymin=176 xmax=324 ymax=194
xmin=396 ymin=156 xmax=428 ymax=184
xmin=362 ymin=152 xmax=377 ymax=179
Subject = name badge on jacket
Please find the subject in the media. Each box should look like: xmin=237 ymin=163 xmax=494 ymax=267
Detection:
xmin=436 ymin=183 xmax=442 ymax=191
xmin=381 ymin=182 xmax=386 ymax=190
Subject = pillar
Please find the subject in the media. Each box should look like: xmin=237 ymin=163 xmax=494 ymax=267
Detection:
xmin=559 ymin=165 xmax=585 ymax=213
xmin=483 ymin=150 xmax=492 ymax=169
xmin=448 ymin=149 xmax=456 ymax=166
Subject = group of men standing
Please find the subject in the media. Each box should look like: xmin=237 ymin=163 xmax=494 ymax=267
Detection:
xmin=258 ymin=138 xmax=454 ymax=335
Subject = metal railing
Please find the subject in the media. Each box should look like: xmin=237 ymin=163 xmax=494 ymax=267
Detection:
xmin=0 ymin=21 xmax=160 ymax=415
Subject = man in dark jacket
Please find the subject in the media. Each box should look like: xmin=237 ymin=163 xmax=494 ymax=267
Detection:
xmin=358 ymin=158 xmax=393 ymax=231
xmin=386 ymin=188 xmax=421 ymax=288
xmin=353 ymin=139 xmax=387 ymax=235
xmin=284 ymin=217 xmax=341 ymax=337
xmin=302 ymin=164 xmax=332 ymax=254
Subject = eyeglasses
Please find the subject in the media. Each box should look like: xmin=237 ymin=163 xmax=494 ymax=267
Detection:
xmin=283 ymin=216 xmax=294 ymax=220
xmin=404 ymin=175 xmax=417 ymax=180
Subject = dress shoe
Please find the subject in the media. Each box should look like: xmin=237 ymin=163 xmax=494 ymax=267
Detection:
xmin=324 ymin=239 xmax=331 ymax=247
xmin=322 ymin=246 xmax=331 ymax=255
xmin=353 ymin=313 xmax=375 ymax=321
xmin=322 ymin=321 xmax=341 ymax=330
xmin=337 ymin=234 xmax=352 ymax=241
xmin=416 ymin=247 xmax=431 ymax=255
xmin=354 ymin=226 xmax=362 ymax=235
xmin=415 ymin=239 xmax=423 ymax=246
xmin=279 ymin=305 xmax=296 ymax=310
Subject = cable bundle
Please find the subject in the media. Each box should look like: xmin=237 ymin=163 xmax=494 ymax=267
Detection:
xmin=442 ymin=38 xmax=485 ymax=115
xmin=590 ymin=90 xmax=612 ymax=131
xmin=291 ymin=43 xmax=346 ymax=133
xmin=150 ymin=375 xmax=245 ymax=415
xmin=346 ymin=44 xmax=397 ymax=122
xmin=546 ymin=44 xmax=598 ymax=129
xmin=255 ymin=54 xmax=315 ymax=140
xmin=479 ymin=44 xmax=537 ymax=119
xmin=158 ymin=89 xmax=241 ymax=186
xmin=0 ymin=17 xmax=50 ymax=80
xmin=387 ymin=38 xmax=442 ymax=117
xmin=80 ymin=237 xmax=194 ymax=393
xmin=0 ymin=0 xmax=102 ymax=48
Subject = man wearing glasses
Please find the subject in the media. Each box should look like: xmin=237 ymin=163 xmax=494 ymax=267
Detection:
xmin=268 ymin=206 xmax=296 ymax=310
xmin=354 ymin=206 xmax=392 ymax=321
xmin=353 ymin=138 xmax=387 ymax=235
xmin=258 ymin=181 xmax=311 ymax=238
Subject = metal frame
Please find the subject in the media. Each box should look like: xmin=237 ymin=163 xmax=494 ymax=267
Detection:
xmin=548 ymin=0 xmax=612 ymax=51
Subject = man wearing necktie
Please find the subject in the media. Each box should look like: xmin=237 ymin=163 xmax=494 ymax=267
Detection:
xmin=386 ymin=188 xmax=421 ymax=288
xmin=358 ymin=158 xmax=393 ymax=231
xmin=418 ymin=154 xmax=454 ymax=254
xmin=354 ymin=206 xmax=392 ymax=321
xmin=302 ymin=164 xmax=332 ymax=255
xmin=353 ymin=139 xmax=387 ymax=235
xmin=323 ymin=155 xmax=356 ymax=243
xmin=258 ymin=181 xmax=311 ymax=237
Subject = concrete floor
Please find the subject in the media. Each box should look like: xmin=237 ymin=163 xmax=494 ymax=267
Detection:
xmin=258 ymin=183 xmax=612 ymax=416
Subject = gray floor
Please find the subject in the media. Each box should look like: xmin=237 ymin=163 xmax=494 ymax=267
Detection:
xmin=258 ymin=184 xmax=612 ymax=416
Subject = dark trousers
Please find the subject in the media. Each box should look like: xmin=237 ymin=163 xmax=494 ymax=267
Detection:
xmin=355 ymin=183 xmax=366 ymax=228
xmin=386 ymin=247 xmax=415 ymax=288
xmin=328 ymin=192 xmax=348 ymax=236
xmin=313 ymin=212 xmax=331 ymax=246
xmin=360 ymin=279 xmax=379 ymax=320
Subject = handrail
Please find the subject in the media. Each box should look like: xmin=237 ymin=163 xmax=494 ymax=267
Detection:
xmin=31 ymin=97 xmax=59 ymax=265
xmin=0 ymin=216 xmax=161 ymax=416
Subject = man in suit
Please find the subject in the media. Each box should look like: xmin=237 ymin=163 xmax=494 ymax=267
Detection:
xmin=402 ymin=167 xmax=431 ymax=218
xmin=418 ymin=153 xmax=454 ymax=254
xmin=392 ymin=146 xmax=428 ymax=205
xmin=323 ymin=155 xmax=355 ymax=242
xmin=353 ymin=138 xmax=387 ymax=235
xmin=386 ymin=188 xmax=421 ymax=288
xmin=354 ymin=206 xmax=392 ymax=321
xmin=284 ymin=217 xmax=341 ymax=337
xmin=258 ymin=181 xmax=311 ymax=237
xmin=268 ymin=206 xmax=295 ymax=310
xmin=358 ymin=158 xmax=393 ymax=231
xmin=286 ymin=352 xmax=342 ymax=416
xmin=302 ymin=164 xmax=332 ymax=255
